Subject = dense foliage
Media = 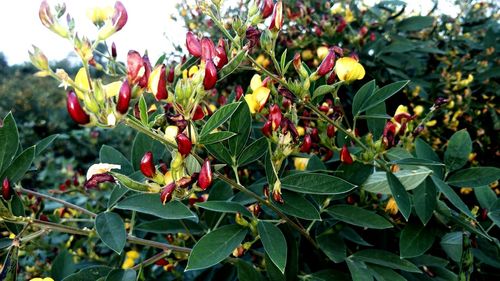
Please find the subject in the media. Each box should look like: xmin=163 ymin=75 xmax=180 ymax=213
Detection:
xmin=1 ymin=1 xmax=499 ymax=281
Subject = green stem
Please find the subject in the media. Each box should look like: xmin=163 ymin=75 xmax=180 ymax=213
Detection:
xmin=212 ymin=213 xmax=226 ymax=231
xmin=180 ymin=220 xmax=197 ymax=243
xmin=247 ymin=54 xmax=286 ymax=85
xmin=129 ymin=211 xmax=136 ymax=235
xmin=131 ymin=251 xmax=169 ymax=271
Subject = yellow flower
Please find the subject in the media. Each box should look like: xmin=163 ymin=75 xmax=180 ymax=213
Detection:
xmin=425 ymin=120 xmax=437 ymax=127
xmin=126 ymin=250 xmax=140 ymax=259
xmin=413 ymin=105 xmax=424 ymax=117
xmin=164 ymin=125 xmax=179 ymax=144
xmin=74 ymin=68 xmax=90 ymax=99
xmin=86 ymin=6 xmax=114 ymax=24
xmin=316 ymin=46 xmax=329 ymax=60
xmin=330 ymin=3 xmax=343 ymax=14
xmin=250 ymin=74 xmax=263 ymax=91
xmin=460 ymin=187 xmax=473 ymax=195
xmin=345 ymin=7 xmax=355 ymax=23
xmin=255 ymin=54 xmax=270 ymax=68
xmin=30 ymin=278 xmax=55 ymax=281
xmin=394 ymin=105 xmax=408 ymax=116
xmin=245 ymin=74 xmax=270 ymax=114
xmin=301 ymin=49 xmax=314 ymax=61
xmin=335 ymin=57 xmax=365 ymax=83
xmin=297 ymin=126 xmax=305 ymax=137
xmin=294 ymin=157 xmax=309 ymax=171
xmin=104 ymin=81 xmax=122 ymax=98
xmin=121 ymin=258 xmax=135 ymax=269
xmin=385 ymin=197 xmax=398 ymax=215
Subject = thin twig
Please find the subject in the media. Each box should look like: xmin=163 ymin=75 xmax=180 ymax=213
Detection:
xmin=131 ymin=250 xmax=169 ymax=270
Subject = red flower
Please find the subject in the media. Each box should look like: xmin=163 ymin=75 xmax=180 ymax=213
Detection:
xmin=66 ymin=91 xmax=90 ymax=125
xmin=317 ymin=48 xmax=335 ymax=76
xmin=198 ymin=160 xmax=213 ymax=190
xmin=186 ymin=32 xmax=202 ymax=57
xmin=116 ymin=80 xmax=131 ymax=114
xmin=300 ymin=134 xmax=312 ymax=153
xmin=260 ymin=0 xmax=274 ymax=19
xmin=204 ymin=59 xmax=218 ymax=90
xmin=176 ymin=133 xmax=192 ymax=157
xmin=140 ymin=151 xmax=156 ymax=178
xmin=160 ymin=182 xmax=176 ymax=204
xmin=340 ymin=144 xmax=353 ymax=164
xmin=2 ymin=178 xmax=12 ymax=201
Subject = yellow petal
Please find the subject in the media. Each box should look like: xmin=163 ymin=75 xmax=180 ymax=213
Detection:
xmin=394 ymin=105 xmax=408 ymax=116
xmin=148 ymin=65 xmax=163 ymax=95
xmin=250 ymin=74 xmax=262 ymax=91
xmin=316 ymin=46 xmax=329 ymax=60
xmin=253 ymin=87 xmax=271 ymax=111
xmin=413 ymin=105 xmax=424 ymax=116
xmin=294 ymin=157 xmax=309 ymax=171
xmin=104 ymin=81 xmax=122 ymax=98
xmin=126 ymin=250 xmax=140 ymax=259
xmin=74 ymin=67 xmax=90 ymax=99
xmin=244 ymin=94 xmax=258 ymax=114
xmin=335 ymin=57 xmax=365 ymax=83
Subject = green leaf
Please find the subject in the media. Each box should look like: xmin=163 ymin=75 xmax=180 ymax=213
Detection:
xmin=206 ymin=142 xmax=233 ymax=165
xmin=95 ymin=212 xmax=126 ymax=254
xmin=444 ymin=130 xmax=472 ymax=172
xmin=258 ymin=221 xmax=287 ymax=273
xmin=238 ymin=137 xmax=268 ymax=166
xmin=313 ymin=84 xmax=339 ymax=99
xmin=0 ymin=113 xmax=19 ymax=174
xmin=62 ymin=266 xmax=112 ymax=281
xmin=352 ymin=80 xmax=376 ymax=117
xmin=228 ymin=101 xmax=251 ymax=157
xmin=317 ymin=233 xmax=346 ymax=263
xmin=272 ymin=191 xmax=321 ymax=220
xmin=200 ymin=102 xmax=241 ymax=136
xmin=105 ymin=269 xmax=136 ymax=281
xmin=360 ymin=81 xmax=409 ymax=114
xmin=350 ymin=249 xmax=421 ymax=273
xmin=138 ymin=95 xmax=148 ymax=125
xmin=100 ymin=145 xmax=134 ymax=175
xmin=131 ymin=133 xmax=167 ymax=171
xmin=386 ymin=172 xmax=412 ymax=220
xmin=346 ymin=259 xmax=374 ymax=281
xmin=339 ymin=227 xmax=372 ymax=246
xmin=367 ymin=264 xmax=406 ymax=281
xmin=0 ymin=238 xmax=12 ymax=250
xmin=397 ymin=16 xmax=435 ymax=31
xmin=116 ymin=194 xmax=198 ymax=221
xmin=474 ymin=185 xmax=497 ymax=209
xmin=218 ymin=50 xmax=246 ymax=81
xmin=432 ymin=176 xmax=474 ymax=219
xmin=280 ymin=49 xmax=288 ymax=74
xmin=440 ymin=232 xmax=463 ymax=262
xmin=363 ymin=168 xmax=431 ymax=194
xmin=135 ymin=219 xmax=204 ymax=234
xmin=415 ymin=137 xmax=443 ymax=178
xmin=185 ymin=225 xmax=247 ymax=271
xmin=195 ymin=201 xmax=253 ymax=217
xmin=51 ymin=250 xmax=76 ymax=281
xmin=391 ymin=158 xmax=444 ymax=167
xmin=0 ymin=146 xmax=35 ymax=183
xmin=366 ymin=103 xmax=387 ymax=139
xmin=281 ymin=173 xmax=356 ymax=195
xmin=198 ymin=131 xmax=236 ymax=145
xmin=399 ymin=222 xmax=435 ymax=258
xmin=326 ymin=205 xmax=393 ymax=229
xmin=113 ymin=173 xmax=150 ymax=192
xmin=237 ymin=260 xmax=264 ymax=281
xmin=107 ymin=185 xmax=128 ymax=209
xmin=413 ymin=177 xmax=437 ymax=225
xmin=447 ymin=167 xmax=500 ymax=187
xmin=35 ymin=134 xmax=59 ymax=156
xmin=0 ymin=245 xmax=18 ymax=281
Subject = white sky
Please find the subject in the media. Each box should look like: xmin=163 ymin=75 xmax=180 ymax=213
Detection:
xmin=0 ymin=0 xmax=458 ymax=66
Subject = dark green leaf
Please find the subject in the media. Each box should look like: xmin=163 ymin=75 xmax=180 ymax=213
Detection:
xmin=326 ymin=205 xmax=393 ymax=229
xmin=411 ymin=254 xmax=449 ymax=267
xmin=238 ymin=137 xmax=267 ymax=166
xmin=272 ymin=191 xmax=320 ymax=220
xmin=100 ymin=145 xmax=134 ymax=175
xmin=258 ymin=221 xmax=287 ymax=273
xmin=62 ymin=266 xmax=112 ymax=281
xmin=35 ymin=134 xmax=59 ymax=156
xmin=474 ymin=185 xmax=497 ymax=209
xmin=95 ymin=212 xmax=126 ymax=254
xmin=413 ymin=177 xmax=437 ymax=225
xmin=0 ymin=146 xmax=35 ymax=183
xmin=0 ymin=113 xmax=19 ymax=174
xmin=200 ymin=102 xmax=241 ymax=136
xmin=444 ymin=130 xmax=472 ymax=172
xmin=447 ymin=167 xmax=500 ymax=187
xmin=440 ymin=232 xmax=463 ymax=262
xmin=360 ymin=81 xmax=409 ymax=113
xmin=138 ymin=96 xmax=148 ymax=125
xmin=352 ymin=80 xmax=376 ymax=117
xmin=397 ymin=16 xmax=435 ymax=31
xmin=306 ymin=155 xmax=327 ymax=171
xmin=488 ymin=208 xmax=500 ymax=227
xmin=51 ymin=250 xmax=76 ymax=281
xmin=363 ymin=169 xmax=431 ymax=194
xmin=346 ymin=259 xmax=374 ymax=281
xmin=131 ymin=133 xmax=167 ymax=171
xmin=432 ymin=176 xmax=474 ymax=219
xmin=107 ymin=185 xmax=129 ymax=209
xmin=198 ymin=131 xmax=237 ymax=145
xmin=386 ymin=172 xmax=412 ymax=220
xmin=339 ymin=227 xmax=372 ymax=246
xmin=0 ymin=245 xmax=18 ymax=281
xmin=415 ymin=137 xmax=443 ymax=178
xmin=237 ymin=260 xmax=264 ymax=281
xmin=116 ymin=194 xmax=198 ymax=221
xmin=206 ymin=142 xmax=233 ymax=165
xmin=399 ymin=222 xmax=434 ymax=258
xmin=317 ymin=233 xmax=346 ymax=263
xmin=113 ymin=173 xmax=151 ymax=192
xmin=367 ymin=264 xmax=406 ymax=281
xmin=391 ymin=158 xmax=444 ymax=167
xmin=135 ymin=219 xmax=204 ymax=234
xmin=0 ymin=238 xmax=12 ymax=250
xmin=350 ymin=249 xmax=421 ymax=273
xmin=196 ymin=201 xmax=253 ymax=217
xmin=366 ymin=103 xmax=387 ymax=139
xmin=105 ymin=269 xmax=136 ymax=281
xmin=281 ymin=173 xmax=356 ymax=195
xmin=265 ymin=253 xmax=285 ymax=281
xmin=228 ymin=101 xmax=251 ymax=157
xmin=185 ymin=225 xmax=247 ymax=271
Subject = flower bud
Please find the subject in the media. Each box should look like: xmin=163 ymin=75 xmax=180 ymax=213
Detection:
xmin=260 ymin=0 xmax=274 ymax=19
xmin=198 ymin=159 xmax=213 ymax=190
xmin=140 ymin=151 xmax=156 ymax=178
xmin=111 ymin=42 xmax=117 ymax=59
xmin=204 ymin=59 xmax=218 ymax=90
xmin=269 ymin=1 xmax=283 ymax=31
xmin=116 ymin=80 xmax=131 ymax=114
xmin=310 ymin=127 xmax=319 ymax=142
xmin=272 ymin=189 xmax=284 ymax=204
xmin=167 ymin=67 xmax=175 ymax=83
xmin=112 ymin=1 xmax=128 ymax=32
xmin=269 ymin=104 xmax=282 ymax=131
xmin=383 ymin=121 xmax=397 ymax=148
xmin=192 ymin=105 xmax=205 ymax=121
xmin=300 ymin=134 xmax=312 ymax=153
xmin=2 ymin=178 xmax=12 ymax=201
xmin=235 ymin=85 xmax=244 ymax=101
xmin=83 ymin=173 xmax=115 ymax=189
xmin=327 ymin=124 xmax=336 ymax=138
xmin=186 ymin=32 xmax=202 ymax=57
xmin=160 ymin=182 xmax=176 ymax=204
xmin=201 ymin=37 xmax=216 ymax=62
xmin=138 ymin=54 xmax=152 ymax=89
xmin=39 ymin=1 xmax=54 ymax=29
xmin=176 ymin=133 xmax=192 ymax=157
xmin=340 ymin=145 xmax=353 ymax=164
xmin=261 ymin=120 xmax=273 ymax=138
xmin=245 ymin=26 xmax=261 ymax=49
xmin=263 ymin=184 xmax=270 ymax=199
xmin=214 ymin=39 xmax=228 ymax=69
xmin=317 ymin=48 xmax=335 ymax=77
xmin=149 ymin=64 xmax=168 ymax=100
xmin=127 ymin=50 xmax=143 ymax=85
xmin=29 ymin=45 xmax=49 ymax=71
xmin=260 ymin=29 xmax=273 ymax=53
xmin=66 ymin=91 xmax=90 ymax=125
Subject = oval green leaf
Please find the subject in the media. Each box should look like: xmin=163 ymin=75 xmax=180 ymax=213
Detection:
xmin=258 ymin=221 xmax=287 ymax=273
xmin=326 ymin=205 xmax=393 ymax=229
xmin=386 ymin=172 xmax=412 ymax=221
xmin=350 ymin=249 xmax=421 ymax=273
xmin=399 ymin=223 xmax=435 ymax=258
xmin=95 ymin=212 xmax=126 ymax=254
xmin=447 ymin=167 xmax=500 ymax=187
xmin=116 ymin=194 xmax=198 ymax=222
xmin=196 ymin=201 xmax=253 ymax=217
xmin=200 ymin=102 xmax=241 ymax=136
xmin=281 ymin=173 xmax=356 ymax=195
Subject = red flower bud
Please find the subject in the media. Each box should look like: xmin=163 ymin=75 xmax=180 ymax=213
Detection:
xmin=282 ymin=98 xmax=291 ymax=109
xmin=160 ymin=182 xmax=176 ymax=204
xmin=2 ymin=178 xmax=12 ymax=201
xmin=176 ymin=133 xmax=192 ymax=157
xmin=317 ymin=48 xmax=335 ymax=76
xmin=261 ymin=120 xmax=273 ymax=137
xmin=263 ymin=184 xmax=270 ymax=199
xmin=111 ymin=42 xmax=117 ymax=59
xmin=311 ymin=127 xmax=319 ymax=142
xmin=383 ymin=121 xmax=397 ymax=148
xmin=153 ymin=64 xmax=168 ymax=100
xmin=192 ymin=105 xmax=205 ymax=121
xmin=116 ymin=80 xmax=131 ymax=114
xmin=201 ymin=37 xmax=216 ymax=62
xmin=204 ymin=59 xmax=218 ymax=90
xmin=269 ymin=104 xmax=282 ymax=131
xmin=127 ymin=50 xmax=143 ymax=84
xmin=269 ymin=1 xmax=284 ymax=31
xmin=293 ymin=52 xmax=301 ymax=72
xmin=66 ymin=91 xmax=90 ymax=125
xmin=214 ymin=40 xmax=228 ymax=69
xmin=167 ymin=67 xmax=175 ymax=83
xmin=260 ymin=0 xmax=274 ymax=18
xmin=83 ymin=173 xmax=115 ymax=189
xmin=340 ymin=145 xmax=353 ymax=164
xmin=336 ymin=17 xmax=347 ymax=33
xmin=245 ymin=26 xmax=261 ymax=49
xmin=370 ymin=32 xmax=376 ymax=42
xmin=140 ymin=151 xmax=156 ymax=178
xmin=359 ymin=26 xmax=368 ymax=37
xmin=272 ymin=189 xmax=284 ymax=204
xmin=112 ymin=1 xmax=128 ymax=32
xmin=326 ymin=71 xmax=337 ymax=84
xmin=198 ymin=159 xmax=213 ymax=190
xmin=138 ymin=54 xmax=151 ymax=89
xmin=327 ymin=124 xmax=335 ymax=138
xmin=235 ymin=85 xmax=244 ymax=101
xmin=186 ymin=31 xmax=202 ymax=57
xmin=323 ymin=149 xmax=333 ymax=161
xmin=300 ymin=134 xmax=312 ymax=153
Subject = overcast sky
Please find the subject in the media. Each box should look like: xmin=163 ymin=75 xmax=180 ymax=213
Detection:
xmin=0 ymin=0 xmax=458 ymax=66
